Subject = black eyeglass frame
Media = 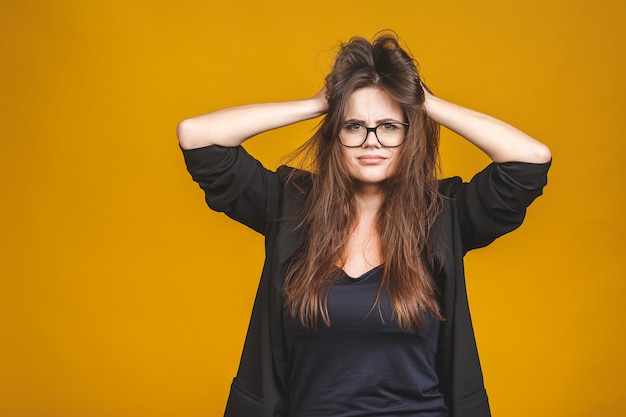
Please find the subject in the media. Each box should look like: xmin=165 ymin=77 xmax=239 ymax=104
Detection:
xmin=338 ymin=121 xmax=410 ymax=148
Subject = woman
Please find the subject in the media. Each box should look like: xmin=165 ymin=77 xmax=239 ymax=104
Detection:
xmin=178 ymin=33 xmax=551 ymax=417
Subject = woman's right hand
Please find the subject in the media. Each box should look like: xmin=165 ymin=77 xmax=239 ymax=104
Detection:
xmin=177 ymin=88 xmax=329 ymax=150
xmin=312 ymin=85 xmax=329 ymax=116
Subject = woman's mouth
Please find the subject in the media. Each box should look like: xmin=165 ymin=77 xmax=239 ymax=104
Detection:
xmin=357 ymin=155 xmax=386 ymax=164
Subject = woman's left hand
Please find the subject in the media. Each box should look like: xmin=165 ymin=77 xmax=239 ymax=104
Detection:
xmin=421 ymin=86 xmax=551 ymax=164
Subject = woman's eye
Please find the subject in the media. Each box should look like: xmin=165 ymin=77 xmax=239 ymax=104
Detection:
xmin=346 ymin=123 xmax=363 ymax=131
xmin=381 ymin=123 xmax=397 ymax=131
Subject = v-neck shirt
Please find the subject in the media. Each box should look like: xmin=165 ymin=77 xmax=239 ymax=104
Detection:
xmin=282 ymin=266 xmax=448 ymax=417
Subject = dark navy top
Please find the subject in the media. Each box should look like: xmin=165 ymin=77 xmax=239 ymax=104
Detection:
xmin=282 ymin=266 xmax=448 ymax=417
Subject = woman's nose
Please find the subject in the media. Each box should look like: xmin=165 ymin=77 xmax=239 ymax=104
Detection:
xmin=362 ymin=129 xmax=382 ymax=148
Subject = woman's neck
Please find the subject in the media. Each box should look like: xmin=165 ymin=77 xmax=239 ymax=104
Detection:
xmin=341 ymin=185 xmax=383 ymax=277
xmin=354 ymin=183 xmax=384 ymax=215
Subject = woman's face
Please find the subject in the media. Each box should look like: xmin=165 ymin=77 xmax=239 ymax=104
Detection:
xmin=340 ymin=87 xmax=404 ymax=189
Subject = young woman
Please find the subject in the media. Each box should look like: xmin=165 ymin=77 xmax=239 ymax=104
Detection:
xmin=178 ymin=33 xmax=551 ymax=417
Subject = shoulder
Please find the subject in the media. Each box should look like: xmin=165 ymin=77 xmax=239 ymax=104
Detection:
xmin=438 ymin=176 xmax=463 ymax=198
xmin=277 ymin=165 xmax=313 ymax=196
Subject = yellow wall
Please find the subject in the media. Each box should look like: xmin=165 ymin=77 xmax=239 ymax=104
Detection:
xmin=1 ymin=0 xmax=624 ymax=416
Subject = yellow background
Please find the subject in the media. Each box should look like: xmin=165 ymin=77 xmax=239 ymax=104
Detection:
xmin=1 ymin=0 xmax=624 ymax=416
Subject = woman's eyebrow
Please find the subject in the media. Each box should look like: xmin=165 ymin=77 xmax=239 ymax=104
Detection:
xmin=343 ymin=118 xmax=401 ymax=125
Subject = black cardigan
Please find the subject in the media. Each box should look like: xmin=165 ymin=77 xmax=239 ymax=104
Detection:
xmin=182 ymin=145 xmax=550 ymax=417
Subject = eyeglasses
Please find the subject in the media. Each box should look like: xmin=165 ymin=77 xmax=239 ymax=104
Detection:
xmin=338 ymin=121 xmax=409 ymax=148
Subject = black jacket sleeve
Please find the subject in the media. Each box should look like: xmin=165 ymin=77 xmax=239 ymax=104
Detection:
xmin=181 ymin=145 xmax=281 ymax=235
xmin=450 ymin=160 xmax=551 ymax=253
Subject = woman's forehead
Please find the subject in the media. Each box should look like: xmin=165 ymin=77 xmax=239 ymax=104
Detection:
xmin=344 ymin=87 xmax=403 ymax=121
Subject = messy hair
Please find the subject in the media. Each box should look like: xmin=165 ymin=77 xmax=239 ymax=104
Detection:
xmin=284 ymin=32 xmax=444 ymax=331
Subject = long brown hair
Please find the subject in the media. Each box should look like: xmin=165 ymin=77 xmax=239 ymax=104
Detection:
xmin=284 ymin=32 xmax=444 ymax=331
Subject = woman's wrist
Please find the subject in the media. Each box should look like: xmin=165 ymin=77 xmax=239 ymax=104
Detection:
xmin=308 ymin=87 xmax=329 ymax=118
xmin=422 ymin=92 xmax=446 ymax=123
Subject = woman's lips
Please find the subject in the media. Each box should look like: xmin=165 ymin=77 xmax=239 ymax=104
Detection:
xmin=357 ymin=155 xmax=386 ymax=164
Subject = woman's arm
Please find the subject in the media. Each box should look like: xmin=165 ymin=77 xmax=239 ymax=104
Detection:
xmin=423 ymin=90 xmax=551 ymax=164
xmin=177 ymin=89 xmax=328 ymax=150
